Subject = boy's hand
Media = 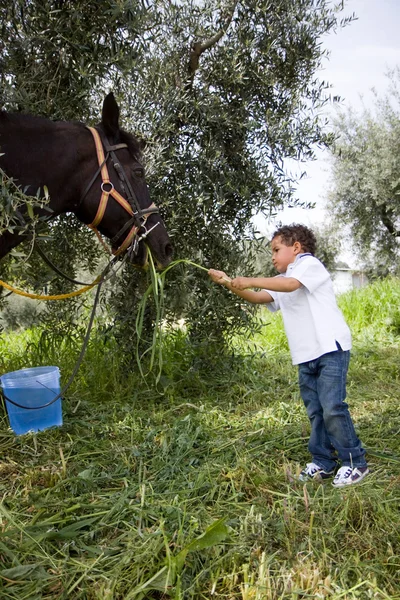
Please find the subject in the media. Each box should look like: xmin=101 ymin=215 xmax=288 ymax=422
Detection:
xmin=231 ymin=277 xmax=251 ymax=290
xmin=208 ymin=269 xmax=231 ymax=285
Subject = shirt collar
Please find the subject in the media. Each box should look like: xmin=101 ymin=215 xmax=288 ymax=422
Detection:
xmin=286 ymin=253 xmax=312 ymax=274
xmin=296 ymin=252 xmax=312 ymax=261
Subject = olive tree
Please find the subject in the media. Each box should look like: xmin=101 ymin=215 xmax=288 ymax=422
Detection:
xmin=328 ymin=70 xmax=400 ymax=277
xmin=0 ymin=0 xmax=352 ymax=349
xmin=108 ymin=0 xmax=352 ymax=350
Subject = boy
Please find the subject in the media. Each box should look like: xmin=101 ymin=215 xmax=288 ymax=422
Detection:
xmin=208 ymin=224 xmax=368 ymax=487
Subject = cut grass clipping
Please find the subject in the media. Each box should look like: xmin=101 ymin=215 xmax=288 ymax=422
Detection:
xmin=135 ymin=252 xmax=209 ymax=380
xmin=1 ymin=277 xmax=400 ymax=599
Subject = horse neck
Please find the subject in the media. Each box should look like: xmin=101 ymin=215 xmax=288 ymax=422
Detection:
xmin=0 ymin=115 xmax=86 ymax=214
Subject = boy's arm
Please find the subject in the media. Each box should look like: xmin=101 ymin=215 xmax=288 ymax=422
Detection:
xmin=208 ymin=269 xmax=274 ymax=304
xmin=231 ymin=275 xmax=302 ymax=293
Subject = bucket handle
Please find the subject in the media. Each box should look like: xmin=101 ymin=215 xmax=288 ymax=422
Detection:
xmin=1 ymin=381 xmax=62 ymax=410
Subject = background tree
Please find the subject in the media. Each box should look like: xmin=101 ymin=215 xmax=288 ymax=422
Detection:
xmin=108 ymin=0 xmax=351 ymax=354
xmin=0 ymin=0 xmax=352 ymax=354
xmin=0 ymin=0 xmax=146 ymax=119
xmin=328 ymin=69 xmax=400 ymax=278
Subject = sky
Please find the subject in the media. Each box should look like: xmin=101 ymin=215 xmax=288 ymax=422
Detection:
xmin=255 ymin=0 xmax=400 ymax=263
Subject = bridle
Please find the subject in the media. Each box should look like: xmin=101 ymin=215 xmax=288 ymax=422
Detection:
xmin=81 ymin=126 xmax=160 ymax=257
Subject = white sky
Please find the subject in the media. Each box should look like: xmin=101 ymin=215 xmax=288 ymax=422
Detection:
xmin=255 ymin=0 xmax=400 ymax=262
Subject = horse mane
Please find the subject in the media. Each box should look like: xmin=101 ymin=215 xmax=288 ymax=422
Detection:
xmin=0 ymin=110 xmax=142 ymax=159
xmin=0 ymin=110 xmax=57 ymax=128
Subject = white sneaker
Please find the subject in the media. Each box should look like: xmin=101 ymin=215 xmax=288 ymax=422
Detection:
xmin=298 ymin=462 xmax=335 ymax=481
xmin=332 ymin=466 xmax=369 ymax=488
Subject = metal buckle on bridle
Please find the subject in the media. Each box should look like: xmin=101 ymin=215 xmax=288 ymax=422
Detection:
xmin=127 ymin=221 xmax=160 ymax=259
xmin=138 ymin=221 xmax=160 ymax=240
xmin=127 ymin=237 xmax=140 ymax=259
xmin=101 ymin=181 xmax=114 ymax=193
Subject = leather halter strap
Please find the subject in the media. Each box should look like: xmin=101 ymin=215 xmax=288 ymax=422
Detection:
xmin=86 ymin=126 xmax=158 ymax=256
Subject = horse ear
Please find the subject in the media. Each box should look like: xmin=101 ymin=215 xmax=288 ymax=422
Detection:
xmin=101 ymin=92 xmax=120 ymax=137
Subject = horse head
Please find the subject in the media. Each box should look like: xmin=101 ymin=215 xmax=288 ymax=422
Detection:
xmin=0 ymin=94 xmax=173 ymax=268
xmin=74 ymin=93 xmax=173 ymax=268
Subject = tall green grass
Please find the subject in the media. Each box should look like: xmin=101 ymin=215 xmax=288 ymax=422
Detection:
xmin=0 ymin=278 xmax=399 ymax=599
xmin=339 ymin=277 xmax=400 ymax=345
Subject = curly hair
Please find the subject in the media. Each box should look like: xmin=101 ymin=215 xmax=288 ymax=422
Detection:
xmin=271 ymin=224 xmax=317 ymax=255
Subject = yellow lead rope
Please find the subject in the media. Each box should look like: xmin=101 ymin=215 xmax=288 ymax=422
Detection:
xmin=0 ymin=276 xmax=101 ymax=300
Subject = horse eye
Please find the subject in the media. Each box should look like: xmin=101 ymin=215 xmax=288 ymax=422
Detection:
xmin=133 ymin=167 xmax=145 ymax=178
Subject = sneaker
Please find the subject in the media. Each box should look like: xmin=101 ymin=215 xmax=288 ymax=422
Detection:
xmin=298 ymin=462 xmax=335 ymax=481
xmin=332 ymin=466 xmax=369 ymax=488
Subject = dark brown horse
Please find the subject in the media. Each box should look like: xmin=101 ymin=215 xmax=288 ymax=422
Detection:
xmin=0 ymin=93 xmax=172 ymax=267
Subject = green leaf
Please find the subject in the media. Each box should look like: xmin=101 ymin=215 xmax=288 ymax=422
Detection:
xmin=184 ymin=518 xmax=229 ymax=553
xmin=44 ymin=517 xmax=98 ymax=540
xmin=0 ymin=564 xmax=49 ymax=581
xmin=175 ymin=518 xmax=229 ymax=572
xmin=26 ymin=203 xmax=35 ymax=219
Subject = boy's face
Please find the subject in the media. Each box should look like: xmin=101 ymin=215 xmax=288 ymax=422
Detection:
xmin=271 ymin=236 xmax=302 ymax=273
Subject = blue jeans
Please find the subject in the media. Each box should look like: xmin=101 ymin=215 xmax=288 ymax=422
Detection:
xmin=298 ymin=349 xmax=367 ymax=472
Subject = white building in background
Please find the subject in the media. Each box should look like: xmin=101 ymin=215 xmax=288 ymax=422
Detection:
xmin=332 ymin=267 xmax=369 ymax=295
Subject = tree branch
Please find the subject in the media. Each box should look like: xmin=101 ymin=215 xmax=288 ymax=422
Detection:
xmin=379 ymin=203 xmax=400 ymax=237
xmin=187 ymin=1 xmax=237 ymax=86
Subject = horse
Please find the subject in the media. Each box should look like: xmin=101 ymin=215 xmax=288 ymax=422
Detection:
xmin=0 ymin=93 xmax=173 ymax=268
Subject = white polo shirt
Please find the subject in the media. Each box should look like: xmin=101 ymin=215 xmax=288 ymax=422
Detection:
xmin=266 ymin=254 xmax=352 ymax=365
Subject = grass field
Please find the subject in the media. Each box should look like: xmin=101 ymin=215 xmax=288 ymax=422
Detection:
xmin=0 ymin=278 xmax=399 ymax=599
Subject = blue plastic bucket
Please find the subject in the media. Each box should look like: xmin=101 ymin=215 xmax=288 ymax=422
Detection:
xmin=0 ymin=366 xmax=62 ymax=435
